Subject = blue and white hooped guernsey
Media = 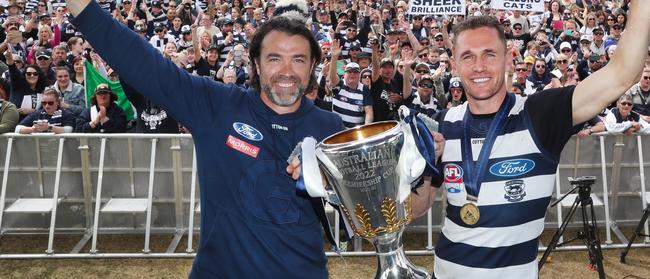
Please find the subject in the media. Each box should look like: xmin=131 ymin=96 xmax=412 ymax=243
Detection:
xmin=435 ymin=95 xmax=557 ymax=279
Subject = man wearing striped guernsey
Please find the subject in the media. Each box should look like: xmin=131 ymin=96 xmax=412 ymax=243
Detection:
xmin=328 ymin=39 xmax=373 ymax=128
xmin=411 ymin=3 xmax=650 ymax=278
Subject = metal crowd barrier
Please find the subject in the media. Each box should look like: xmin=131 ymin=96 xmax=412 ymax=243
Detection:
xmin=0 ymin=133 xmax=648 ymax=259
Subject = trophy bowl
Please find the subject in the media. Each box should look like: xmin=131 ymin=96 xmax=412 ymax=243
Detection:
xmin=316 ymin=121 xmax=429 ymax=279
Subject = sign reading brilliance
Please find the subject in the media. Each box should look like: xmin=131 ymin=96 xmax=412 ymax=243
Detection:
xmin=407 ymin=0 xmax=466 ymax=15
xmin=491 ymin=0 xmax=545 ymax=12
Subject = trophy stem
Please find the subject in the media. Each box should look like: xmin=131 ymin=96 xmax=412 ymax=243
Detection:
xmin=372 ymin=231 xmax=429 ymax=279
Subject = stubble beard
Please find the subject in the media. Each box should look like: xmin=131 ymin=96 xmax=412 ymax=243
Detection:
xmin=261 ymin=81 xmax=306 ymax=107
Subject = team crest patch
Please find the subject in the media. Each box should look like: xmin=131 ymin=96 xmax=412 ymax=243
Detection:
xmin=504 ymin=179 xmax=526 ymax=202
xmin=444 ymin=164 xmax=463 ymax=183
xmin=233 ymin=122 xmax=263 ymax=141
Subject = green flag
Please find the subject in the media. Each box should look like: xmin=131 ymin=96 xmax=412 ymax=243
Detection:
xmin=84 ymin=60 xmax=137 ymax=121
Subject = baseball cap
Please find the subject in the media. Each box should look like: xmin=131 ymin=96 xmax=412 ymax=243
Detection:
xmin=560 ymin=42 xmax=572 ymax=51
xmin=592 ymin=27 xmax=603 ymax=33
xmin=580 ymin=35 xmax=592 ymax=43
xmin=345 ymin=62 xmax=360 ymax=72
xmin=151 ymin=0 xmax=162 ymax=7
xmin=349 ymin=43 xmax=362 ymax=51
xmin=523 ymin=56 xmax=535 ymax=65
xmin=434 ymin=32 xmax=443 ymax=38
xmin=501 ymin=19 xmax=511 ymax=25
xmin=207 ymin=44 xmax=219 ymax=51
xmin=415 ymin=62 xmax=429 ymax=71
xmin=380 ymin=58 xmax=394 ymax=67
xmin=222 ymin=18 xmax=233 ymax=25
xmin=358 ymin=52 xmax=371 ymax=59
xmin=449 ymin=77 xmax=463 ymax=89
xmin=588 ymin=53 xmax=600 ymax=62
xmin=181 ymin=25 xmax=191 ymax=34
xmin=134 ymin=25 xmax=146 ymax=32
xmin=35 ymin=49 xmax=51 ymax=59
xmin=419 ymin=76 xmax=434 ymax=84
xmin=94 ymin=83 xmax=113 ymax=94
xmin=512 ymin=23 xmax=522 ymax=29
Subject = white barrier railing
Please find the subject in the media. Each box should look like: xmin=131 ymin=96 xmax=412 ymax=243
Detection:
xmin=0 ymin=132 xmax=648 ymax=258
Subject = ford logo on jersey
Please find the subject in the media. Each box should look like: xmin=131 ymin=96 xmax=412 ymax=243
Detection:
xmin=233 ymin=122 xmax=263 ymax=141
xmin=489 ymin=159 xmax=535 ymax=177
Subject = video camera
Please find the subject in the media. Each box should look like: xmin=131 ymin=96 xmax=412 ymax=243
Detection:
xmin=568 ymin=176 xmax=596 ymax=186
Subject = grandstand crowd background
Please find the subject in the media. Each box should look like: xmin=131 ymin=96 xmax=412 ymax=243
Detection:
xmin=0 ymin=0 xmax=649 ymax=135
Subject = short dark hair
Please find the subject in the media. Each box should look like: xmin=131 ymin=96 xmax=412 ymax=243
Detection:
xmin=451 ymin=16 xmax=506 ymax=52
xmin=248 ymin=16 xmax=321 ymax=92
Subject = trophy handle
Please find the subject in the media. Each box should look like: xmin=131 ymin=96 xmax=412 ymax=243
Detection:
xmin=297 ymin=137 xmax=329 ymax=198
xmin=315 ymin=148 xmax=343 ymax=206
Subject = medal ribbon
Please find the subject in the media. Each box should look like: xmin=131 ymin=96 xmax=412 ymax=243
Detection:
xmin=461 ymin=94 xmax=514 ymax=198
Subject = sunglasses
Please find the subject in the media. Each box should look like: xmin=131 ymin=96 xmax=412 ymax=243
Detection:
xmin=431 ymin=26 xmax=440 ymax=29
xmin=416 ymin=70 xmax=429 ymax=74
xmin=25 ymin=71 xmax=39 ymax=76
xmin=620 ymin=102 xmax=633 ymax=107
xmin=37 ymin=56 xmax=50 ymax=61
xmin=513 ymin=27 xmax=522 ymax=31
xmin=612 ymin=26 xmax=621 ymax=30
xmin=347 ymin=29 xmax=357 ymax=32
xmin=607 ymin=18 xmax=615 ymax=21
xmin=440 ymin=60 xmax=448 ymax=64
xmin=594 ymin=32 xmax=604 ymax=36
xmin=418 ymin=82 xmax=434 ymax=88
xmin=581 ymin=41 xmax=590 ymax=44
xmin=642 ymin=76 xmax=650 ymax=80
xmin=588 ymin=18 xmax=595 ymax=21
xmin=418 ymin=54 xmax=428 ymax=58
xmin=434 ymin=38 xmax=443 ymax=42
xmin=515 ymin=68 xmax=527 ymax=72
xmin=362 ymin=75 xmax=371 ymax=79
xmin=41 ymin=101 xmax=55 ymax=106
xmin=561 ymin=49 xmax=572 ymax=53
xmin=556 ymin=59 xmax=568 ymax=64
xmin=535 ymin=65 xmax=546 ymax=68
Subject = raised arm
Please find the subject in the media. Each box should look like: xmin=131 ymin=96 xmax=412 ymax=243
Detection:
xmin=572 ymin=1 xmax=650 ymax=125
xmin=66 ymin=0 xmax=226 ymax=132
xmin=327 ymin=39 xmax=341 ymax=88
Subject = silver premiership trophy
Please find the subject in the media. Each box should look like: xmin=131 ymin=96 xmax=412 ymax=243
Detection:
xmin=299 ymin=107 xmax=437 ymax=279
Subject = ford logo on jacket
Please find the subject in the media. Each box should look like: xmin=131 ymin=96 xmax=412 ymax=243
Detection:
xmin=233 ymin=122 xmax=264 ymax=141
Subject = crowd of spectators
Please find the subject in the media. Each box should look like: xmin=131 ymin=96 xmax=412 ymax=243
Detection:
xmin=0 ymin=0 xmax=649 ymax=136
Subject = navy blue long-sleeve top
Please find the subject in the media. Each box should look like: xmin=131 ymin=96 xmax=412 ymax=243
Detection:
xmin=73 ymin=2 xmax=344 ymax=278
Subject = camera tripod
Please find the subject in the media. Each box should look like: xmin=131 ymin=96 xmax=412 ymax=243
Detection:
xmin=620 ymin=205 xmax=650 ymax=263
xmin=538 ymin=176 xmax=605 ymax=279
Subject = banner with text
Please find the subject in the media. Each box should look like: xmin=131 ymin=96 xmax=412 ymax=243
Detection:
xmin=407 ymin=0 xmax=466 ymax=16
xmin=491 ymin=0 xmax=545 ymax=12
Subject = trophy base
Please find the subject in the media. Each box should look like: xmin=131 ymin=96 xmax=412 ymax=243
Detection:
xmin=372 ymin=232 xmax=429 ymax=279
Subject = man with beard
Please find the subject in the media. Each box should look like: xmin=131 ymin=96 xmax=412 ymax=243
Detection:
xmin=411 ymin=6 xmax=650 ymax=277
xmin=65 ymin=0 xmax=344 ymax=278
